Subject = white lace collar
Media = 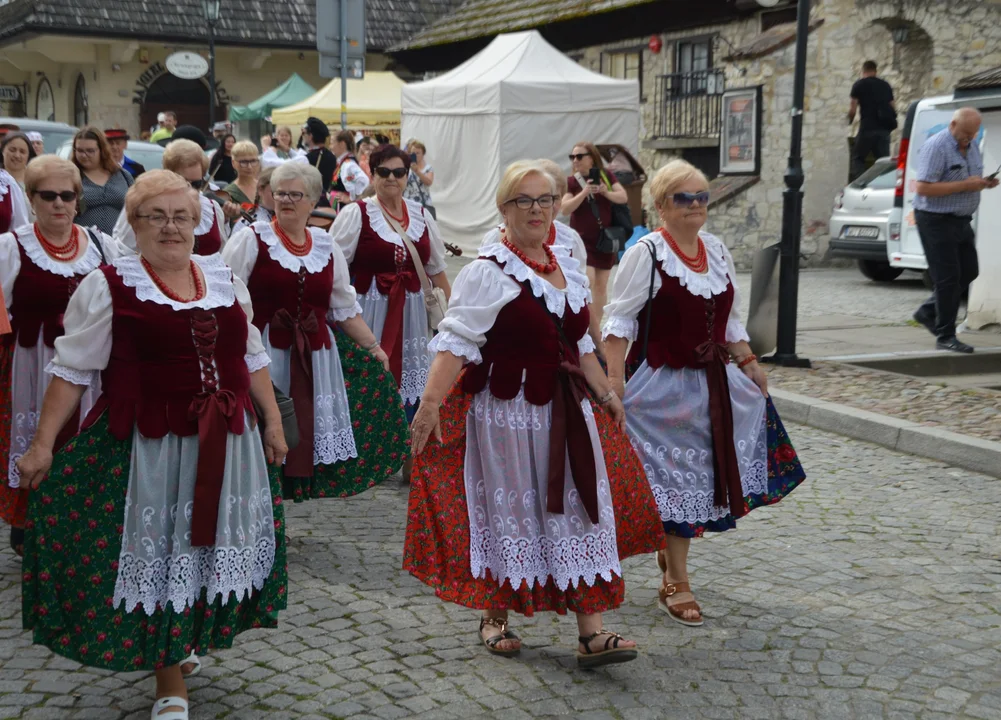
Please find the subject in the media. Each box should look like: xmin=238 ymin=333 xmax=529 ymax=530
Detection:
xmin=14 ymin=223 xmax=103 ymax=277
xmin=479 ymin=242 xmax=590 ymax=317
xmin=114 ymin=252 xmax=236 ymax=311
xmin=0 ymin=169 xmax=13 ymax=200
xmin=196 ymin=194 xmax=216 ymax=235
xmin=642 ymin=230 xmax=732 ymax=299
xmin=253 ymin=220 xmax=333 ymax=274
xmin=362 ymin=198 xmax=427 ymax=248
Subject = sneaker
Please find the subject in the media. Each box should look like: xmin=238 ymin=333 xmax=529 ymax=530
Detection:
xmin=936 ymin=337 xmax=974 ymax=354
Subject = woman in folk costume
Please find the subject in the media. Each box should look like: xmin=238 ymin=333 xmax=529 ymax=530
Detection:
xmin=223 ymin=163 xmax=408 ymax=500
xmin=18 ymin=171 xmax=288 ymax=720
xmin=328 ymin=129 xmax=369 ymax=209
xmin=113 ymin=139 xmax=228 ymax=256
xmin=603 ymin=160 xmax=805 ymax=627
xmin=0 ymin=129 xmax=32 ymax=234
xmin=231 ymin=167 xmax=276 ymax=235
xmin=405 ymin=161 xmax=664 ymax=667
xmin=0 ymin=157 xmax=115 ymax=555
xmin=330 ymin=144 xmax=450 ymax=482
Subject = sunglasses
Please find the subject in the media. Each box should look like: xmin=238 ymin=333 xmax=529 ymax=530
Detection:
xmin=568 ymin=153 xmax=589 ymax=161
xmin=374 ymin=166 xmax=408 ymax=179
xmin=189 ymin=179 xmax=206 ymax=190
xmin=673 ymin=191 xmax=710 ymax=208
xmin=36 ymin=190 xmax=78 ymax=203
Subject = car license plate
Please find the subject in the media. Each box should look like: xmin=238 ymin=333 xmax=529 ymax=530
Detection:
xmin=844 ymin=226 xmax=880 ymax=239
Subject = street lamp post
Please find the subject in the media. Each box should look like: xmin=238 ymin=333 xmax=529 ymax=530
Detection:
xmin=769 ymin=0 xmax=812 ymax=368
xmin=202 ymin=0 xmax=221 ymax=132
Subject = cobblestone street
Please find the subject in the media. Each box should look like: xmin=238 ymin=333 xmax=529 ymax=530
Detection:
xmin=1 ymin=424 xmax=999 ymax=720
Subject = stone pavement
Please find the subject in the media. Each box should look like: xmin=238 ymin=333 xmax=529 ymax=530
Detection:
xmin=2 ymin=423 xmax=1000 ymax=720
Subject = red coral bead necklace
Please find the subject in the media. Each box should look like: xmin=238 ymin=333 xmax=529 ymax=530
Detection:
xmin=35 ymin=223 xmax=80 ymax=261
xmin=379 ymin=198 xmax=409 ymax=229
xmin=660 ymin=227 xmax=708 ymax=274
xmin=141 ymin=256 xmax=205 ymax=303
xmin=272 ymin=220 xmax=313 ymax=257
xmin=502 ymin=235 xmax=559 ymax=275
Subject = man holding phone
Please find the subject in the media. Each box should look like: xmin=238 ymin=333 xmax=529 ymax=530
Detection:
xmin=912 ymin=107 xmax=999 ymax=353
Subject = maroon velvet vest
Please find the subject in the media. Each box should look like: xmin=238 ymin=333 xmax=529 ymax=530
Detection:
xmin=84 ymin=265 xmax=253 ymax=440
xmin=462 ymin=264 xmax=590 ymax=406
xmin=195 ymin=207 xmax=224 ymax=256
xmin=9 ymin=238 xmax=90 ymax=349
xmin=246 ymin=235 xmax=334 ymax=352
xmin=627 ymin=268 xmax=735 ymax=370
xmin=350 ymin=200 xmax=431 ymax=295
xmin=0 ymin=188 xmax=12 ymax=235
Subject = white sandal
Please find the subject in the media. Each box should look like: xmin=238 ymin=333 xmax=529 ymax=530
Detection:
xmin=180 ymin=652 xmax=201 ymax=677
xmin=151 ymin=696 xmax=189 ymax=720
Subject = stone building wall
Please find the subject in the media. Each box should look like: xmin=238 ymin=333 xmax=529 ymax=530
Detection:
xmin=573 ymin=0 xmax=1001 ymax=269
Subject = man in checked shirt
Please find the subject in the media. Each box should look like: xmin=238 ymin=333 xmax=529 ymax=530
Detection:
xmin=912 ymin=107 xmax=999 ymax=354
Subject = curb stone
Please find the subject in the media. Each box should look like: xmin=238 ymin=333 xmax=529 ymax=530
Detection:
xmin=770 ymin=388 xmax=1001 ymax=479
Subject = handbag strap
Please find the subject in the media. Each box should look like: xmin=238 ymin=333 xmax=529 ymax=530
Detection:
xmin=382 ymin=204 xmax=434 ymax=295
xmin=640 ymin=240 xmax=658 ymax=361
xmin=576 ymin=172 xmax=605 ymax=230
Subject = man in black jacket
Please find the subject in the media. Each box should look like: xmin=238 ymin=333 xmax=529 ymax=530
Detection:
xmin=848 ymin=61 xmax=896 ymax=180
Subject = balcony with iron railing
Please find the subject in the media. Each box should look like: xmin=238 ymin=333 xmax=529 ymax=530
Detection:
xmin=649 ymin=69 xmax=726 ymax=146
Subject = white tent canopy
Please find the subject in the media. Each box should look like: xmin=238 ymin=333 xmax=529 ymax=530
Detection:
xmin=401 ymin=30 xmax=640 ymax=252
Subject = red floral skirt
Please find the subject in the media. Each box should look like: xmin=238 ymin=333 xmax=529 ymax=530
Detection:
xmin=0 ymin=335 xmax=27 ymax=527
xmin=404 ymin=380 xmax=665 ymax=616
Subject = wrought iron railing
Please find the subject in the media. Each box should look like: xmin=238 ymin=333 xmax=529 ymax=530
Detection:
xmin=652 ymin=70 xmax=726 ymax=139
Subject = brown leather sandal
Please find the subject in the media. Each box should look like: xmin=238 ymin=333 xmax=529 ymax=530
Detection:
xmin=577 ymin=629 xmax=638 ymax=668
xmin=478 ymin=617 xmax=521 ymax=657
xmin=659 ymin=581 xmax=704 ymax=627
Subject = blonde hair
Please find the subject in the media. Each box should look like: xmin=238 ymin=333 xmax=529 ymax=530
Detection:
xmin=25 ymin=155 xmax=82 ymax=198
xmin=231 ymin=140 xmax=259 ymax=160
xmin=496 ymin=160 xmax=556 ymax=212
xmin=125 ymin=169 xmax=200 ymax=226
xmin=163 ymin=139 xmax=209 ymax=174
xmin=535 ymin=158 xmax=568 ymax=197
xmin=650 ymin=159 xmax=710 ymax=207
xmin=409 ymin=139 xmax=427 ymax=154
xmin=275 ymin=125 xmax=293 ymax=141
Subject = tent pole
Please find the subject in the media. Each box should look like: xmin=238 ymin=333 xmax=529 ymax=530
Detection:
xmin=339 ymin=0 xmax=347 ymax=130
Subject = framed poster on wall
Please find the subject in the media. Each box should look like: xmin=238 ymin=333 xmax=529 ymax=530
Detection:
xmin=719 ymin=86 xmax=762 ymax=175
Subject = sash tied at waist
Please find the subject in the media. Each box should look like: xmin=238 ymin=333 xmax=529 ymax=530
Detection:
xmin=694 ymin=339 xmax=746 ymax=519
xmin=188 ymin=389 xmax=239 ymax=547
xmin=546 ymin=360 xmax=600 ymax=524
xmin=271 ymin=308 xmax=316 ymax=477
xmin=374 ymin=270 xmax=417 ymax=387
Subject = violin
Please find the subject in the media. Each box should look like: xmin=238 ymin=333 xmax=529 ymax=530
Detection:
xmin=443 ymin=242 xmax=462 ymax=257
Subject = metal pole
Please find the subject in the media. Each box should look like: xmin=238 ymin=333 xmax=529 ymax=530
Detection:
xmin=208 ymin=21 xmax=216 ymax=132
xmin=770 ymin=0 xmax=812 ymax=368
xmin=339 ymin=0 xmax=348 ymax=130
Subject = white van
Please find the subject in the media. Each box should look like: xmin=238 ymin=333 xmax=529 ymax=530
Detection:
xmin=886 ymin=95 xmax=985 ymax=275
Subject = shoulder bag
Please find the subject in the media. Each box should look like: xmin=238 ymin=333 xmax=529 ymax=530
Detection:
xmin=576 ymin=172 xmax=627 ymax=255
xmin=253 ymin=384 xmax=300 ymax=450
xmin=639 ymin=240 xmax=659 ymax=361
xmin=381 ymin=206 xmax=448 ymax=331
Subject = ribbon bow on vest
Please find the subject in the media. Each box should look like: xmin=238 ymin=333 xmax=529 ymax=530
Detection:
xmin=270 ymin=308 xmax=318 ymax=477
xmin=373 ymin=268 xmax=417 ymax=385
xmin=694 ymin=297 xmax=746 ymax=520
xmin=547 ymin=360 xmax=600 ymax=524
xmin=189 ymin=389 xmax=239 ymax=546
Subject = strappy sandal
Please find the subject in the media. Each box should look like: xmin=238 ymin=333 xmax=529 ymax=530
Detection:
xmin=9 ymin=527 xmax=24 ymax=557
xmin=577 ymin=629 xmax=638 ymax=668
xmin=478 ymin=617 xmax=521 ymax=657
xmin=180 ymin=652 xmax=201 ymax=677
xmin=151 ymin=696 xmax=188 ymax=720
xmin=659 ymin=581 xmax=704 ymax=627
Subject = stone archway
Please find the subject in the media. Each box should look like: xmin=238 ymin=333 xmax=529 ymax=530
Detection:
xmin=139 ymin=72 xmax=224 ymax=137
xmin=853 ymin=18 xmax=934 ymax=112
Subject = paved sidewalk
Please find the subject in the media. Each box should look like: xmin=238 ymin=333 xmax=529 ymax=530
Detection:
xmin=1 ymin=423 xmax=1000 ymax=720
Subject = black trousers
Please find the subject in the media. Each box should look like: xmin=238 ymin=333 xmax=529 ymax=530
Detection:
xmin=914 ymin=210 xmax=979 ymax=340
xmin=850 ymin=129 xmax=891 ymax=181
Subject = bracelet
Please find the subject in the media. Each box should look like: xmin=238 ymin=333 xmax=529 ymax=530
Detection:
xmin=597 ymin=390 xmax=615 ymax=406
xmin=737 ymin=354 xmax=757 ymax=369
xmin=363 ymin=339 xmax=380 ymax=351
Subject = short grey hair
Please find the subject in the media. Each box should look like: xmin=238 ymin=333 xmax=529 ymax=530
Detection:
xmin=271 ymin=162 xmax=323 ymax=203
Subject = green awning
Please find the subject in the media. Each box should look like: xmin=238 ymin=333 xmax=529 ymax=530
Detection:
xmin=228 ymin=73 xmax=317 ymax=122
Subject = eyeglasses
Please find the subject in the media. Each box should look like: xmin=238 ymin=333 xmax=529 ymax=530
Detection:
xmin=505 ymin=195 xmax=558 ymax=211
xmin=274 ymin=191 xmax=305 ymax=203
xmin=74 ymin=147 xmax=98 ymax=157
xmin=374 ymin=166 xmax=409 ymax=179
xmin=189 ymin=179 xmax=206 ymax=190
xmin=237 ymin=159 xmax=260 ymax=167
xmin=36 ymin=190 xmax=78 ymax=203
xmin=568 ymin=153 xmax=589 ymax=162
xmin=672 ymin=191 xmax=710 ymax=208
xmin=137 ymin=214 xmax=196 ymax=229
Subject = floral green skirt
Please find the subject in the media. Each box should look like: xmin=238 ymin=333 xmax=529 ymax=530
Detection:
xmin=21 ymin=417 xmax=288 ymax=672
xmin=281 ymin=332 xmax=410 ymax=502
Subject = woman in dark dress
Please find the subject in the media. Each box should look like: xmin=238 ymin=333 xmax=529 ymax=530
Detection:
xmin=208 ymin=134 xmax=237 ymax=185
xmin=561 ymin=142 xmax=628 ymax=356
xmin=72 ymin=127 xmax=134 ymax=235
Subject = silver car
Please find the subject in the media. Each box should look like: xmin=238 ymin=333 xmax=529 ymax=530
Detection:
xmin=828 ymin=157 xmax=900 ymax=281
